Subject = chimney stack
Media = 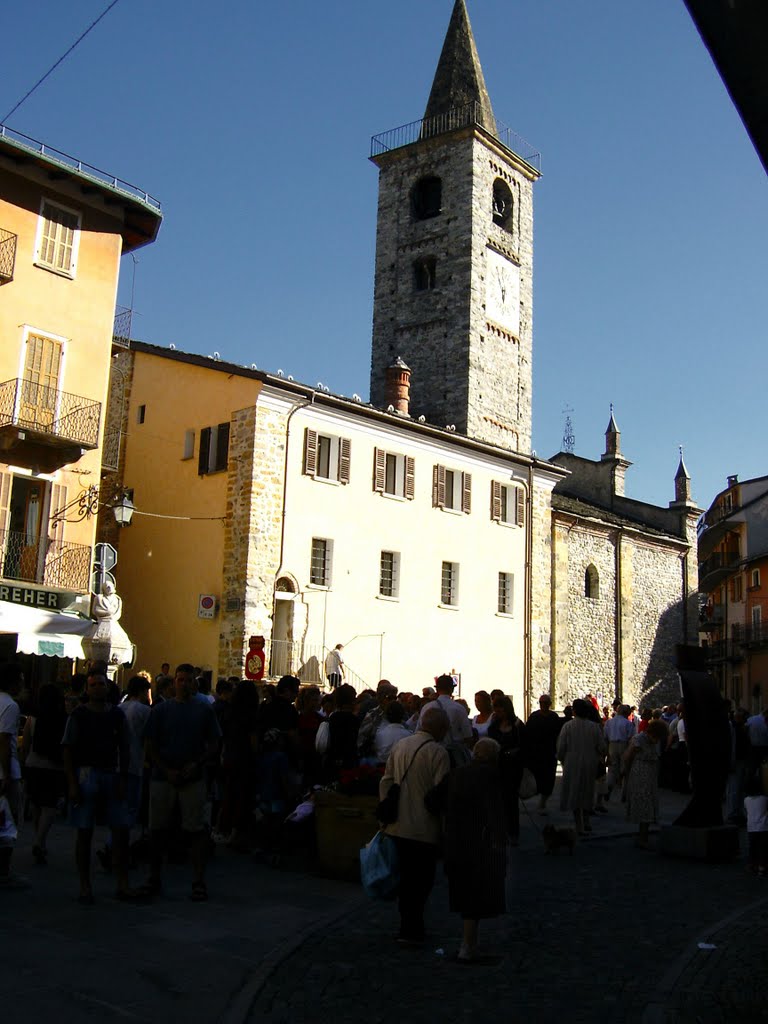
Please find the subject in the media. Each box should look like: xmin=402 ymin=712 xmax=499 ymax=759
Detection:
xmin=384 ymin=357 xmax=411 ymax=416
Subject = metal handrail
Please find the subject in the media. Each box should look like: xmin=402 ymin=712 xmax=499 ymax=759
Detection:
xmin=371 ymin=102 xmax=541 ymax=171
xmin=699 ymin=550 xmax=740 ymax=580
xmin=0 ymin=123 xmax=161 ymax=211
xmin=0 ymin=377 xmax=101 ymax=448
xmin=266 ymin=639 xmax=367 ymax=691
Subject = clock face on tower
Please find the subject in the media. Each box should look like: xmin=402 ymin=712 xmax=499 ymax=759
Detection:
xmin=485 ymin=248 xmax=520 ymax=336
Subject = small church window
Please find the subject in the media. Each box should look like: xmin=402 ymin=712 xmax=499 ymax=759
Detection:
xmin=492 ymin=178 xmax=513 ymax=232
xmin=585 ymin=564 xmax=599 ymax=600
xmin=413 ymin=257 xmax=436 ymax=291
xmin=412 ymin=176 xmax=442 ymax=220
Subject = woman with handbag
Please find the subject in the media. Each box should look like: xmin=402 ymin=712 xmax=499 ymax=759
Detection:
xmin=487 ymin=695 xmax=525 ymax=845
xmin=379 ymin=706 xmax=450 ymax=945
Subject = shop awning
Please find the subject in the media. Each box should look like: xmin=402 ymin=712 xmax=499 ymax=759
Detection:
xmin=0 ymin=602 xmax=91 ymax=659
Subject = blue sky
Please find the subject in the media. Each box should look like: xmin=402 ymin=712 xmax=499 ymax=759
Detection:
xmin=3 ymin=0 xmax=766 ymax=510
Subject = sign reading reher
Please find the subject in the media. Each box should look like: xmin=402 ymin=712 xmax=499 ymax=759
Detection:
xmin=0 ymin=585 xmax=65 ymax=610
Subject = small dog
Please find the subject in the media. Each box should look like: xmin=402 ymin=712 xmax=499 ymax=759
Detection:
xmin=541 ymin=824 xmax=577 ymax=855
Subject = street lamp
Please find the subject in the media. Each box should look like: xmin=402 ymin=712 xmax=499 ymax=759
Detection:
xmin=112 ymin=491 xmax=135 ymax=528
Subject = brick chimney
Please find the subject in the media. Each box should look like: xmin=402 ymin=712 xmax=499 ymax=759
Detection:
xmin=384 ymin=357 xmax=411 ymax=416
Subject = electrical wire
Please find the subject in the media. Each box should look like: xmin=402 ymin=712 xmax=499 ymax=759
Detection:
xmin=2 ymin=0 xmax=123 ymax=124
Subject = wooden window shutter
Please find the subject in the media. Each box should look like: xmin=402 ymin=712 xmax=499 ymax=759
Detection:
xmin=303 ymin=428 xmax=317 ymax=476
xmin=491 ymin=480 xmax=502 ymax=521
xmin=516 ymin=486 xmax=526 ymax=527
xmin=405 ymin=457 xmax=415 ymax=500
xmin=49 ymin=484 xmax=67 ymax=547
xmin=432 ymin=464 xmax=446 ymax=507
xmin=462 ymin=472 xmax=472 ymax=514
xmin=339 ymin=437 xmax=351 ymax=484
xmin=198 ymin=427 xmax=212 ymax=475
xmin=215 ymin=422 xmax=230 ymax=472
xmin=0 ymin=469 xmax=12 ymax=537
xmin=373 ymin=448 xmax=385 ymax=492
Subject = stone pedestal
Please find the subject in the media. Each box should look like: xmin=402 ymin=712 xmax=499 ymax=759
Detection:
xmin=659 ymin=824 xmax=739 ymax=862
xmin=314 ymin=791 xmax=379 ymax=882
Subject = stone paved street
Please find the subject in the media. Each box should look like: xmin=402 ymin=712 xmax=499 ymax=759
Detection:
xmin=2 ymin=783 xmax=766 ymax=1024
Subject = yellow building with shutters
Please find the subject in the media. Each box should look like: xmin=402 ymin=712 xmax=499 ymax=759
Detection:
xmin=0 ymin=125 xmax=161 ymax=684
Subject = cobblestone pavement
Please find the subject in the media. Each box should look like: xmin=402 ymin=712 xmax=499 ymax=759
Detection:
xmin=2 ymin=785 xmax=765 ymax=1024
xmin=248 ymin=794 xmax=767 ymax=1024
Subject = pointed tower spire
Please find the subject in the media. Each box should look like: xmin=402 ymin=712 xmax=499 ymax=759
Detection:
xmin=674 ymin=445 xmax=692 ymax=504
xmin=603 ymin=404 xmax=621 ymax=458
xmin=424 ymin=0 xmax=497 ymax=135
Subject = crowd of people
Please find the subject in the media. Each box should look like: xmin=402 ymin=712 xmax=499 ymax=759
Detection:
xmin=1 ymin=659 xmax=766 ymax=949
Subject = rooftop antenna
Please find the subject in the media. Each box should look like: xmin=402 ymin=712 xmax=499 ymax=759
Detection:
xmin=562 ymin=405 xmax=575 ymax=454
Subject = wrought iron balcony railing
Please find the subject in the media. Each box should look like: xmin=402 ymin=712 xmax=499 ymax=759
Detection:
xmin=113 ymin=305 xmax=132 ymax=349
xmin=699 ymin=550 xmax=740 ymax=583
xmin=738 ymin=623 xmax=768 ymax=647
xmin=371 ymin=102 xmax=541 ymax=171
xmin=702 ymin=639 xmax=744 ymax=663
xmin=0 ymin=378 xmax=101 ymax=448
xmin=0 ymin=227 xmax=17 ymax=282
xmin=0 ymin=528 xmax=91 ymax=592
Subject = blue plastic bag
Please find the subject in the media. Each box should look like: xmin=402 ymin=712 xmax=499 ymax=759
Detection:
xmin=360 ymin=830 xmax=399 ymax=900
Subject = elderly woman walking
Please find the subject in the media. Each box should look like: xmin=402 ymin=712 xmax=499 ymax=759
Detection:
xmin=557 ymin=698 xmax=606 ymax=835
xmin=624 ymin=718 xmax=669 ymax=847
xmin=443 ymin=737 xmax=507 ymax=963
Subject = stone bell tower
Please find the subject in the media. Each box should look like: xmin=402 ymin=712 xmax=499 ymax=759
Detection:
xmin=369 ymin=0 xmax=540 ymax=452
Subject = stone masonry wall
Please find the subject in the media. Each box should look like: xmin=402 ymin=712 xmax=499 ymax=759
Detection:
xmin=218 ymin=401 xmax=287 ymax=677
xmin=623 ymin=538 xmax=686 ymax=707
xmin=370 ymin=130 xmax=535 ymax=452
xmin=558 ymin=526 xmax=618 ymax=706
xmin=530 ymin=475 xmax=554 ymax=707
xmin=549 ymin=513 xmax=693 ymax=711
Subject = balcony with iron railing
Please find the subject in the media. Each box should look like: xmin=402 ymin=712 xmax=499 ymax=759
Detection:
xmin=0 ymin=378 xmax=101 ymax=449
xmin=702 ymin=639 xmax=744 ymax=663
xmin=113 ymin=305 xmax=132 ymax=349
xmin=370 ymin=102 xmax=541 ymax=172
xmin=0 ymin=227 xmax=17 ymax=282
xmin=699 ymin=549 xmax=741 ymax=587
xmin=0 ymin=528 xmax=92 ymax=592
xmin=738 ymin=623 xmax=768 ymax=648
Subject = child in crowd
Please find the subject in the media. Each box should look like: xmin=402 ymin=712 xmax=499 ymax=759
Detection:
xmin=744 ymin=776 xmax=768 ymax=876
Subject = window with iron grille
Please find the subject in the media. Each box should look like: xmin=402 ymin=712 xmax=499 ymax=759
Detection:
xmin=441 ymin=561 xmax=459 ymax=607
xmin=498 ymin=572 xmax=513 ymax=615
xmin=36 ymin=200 xmax=80 ymax=276
xmin=310 ymin=537 xmax=333 ymax=588
xmin=198 ymin=422 xmax=230 ymax=475
xmin=379 ymin=550 xmax=400 ymax=599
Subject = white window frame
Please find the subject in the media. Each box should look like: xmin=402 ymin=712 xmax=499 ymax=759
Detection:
xmin=384 ymin=453 xmax=405 ymax=497
xmin=497 ymin=571 xmax=514 ymax=616
xmin=751 ymin=568 xmax=761 ymax=589
xmin=34 ymin=198 xmax=82 ymax=278
xmin=491 ymin=480 xmax=524 ymax=527
xmin=316 ymin=434 xmax=340 ymax=481
xmin=182 ymin=429 xmax=195 ymax=460
xmin=309 ymin=537 xmax=333 ymax=589
xmin=752 ymin=605 xmax=761 ymax=628
xmin=440 ymin=560 xmax=459 ymax=608
xmin=378 ymin=550 xmax=401 ymax=600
